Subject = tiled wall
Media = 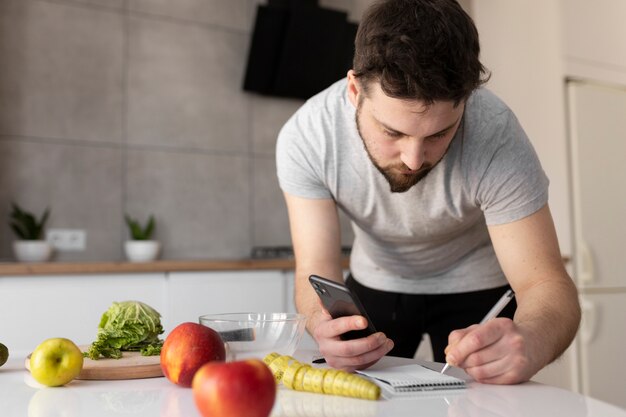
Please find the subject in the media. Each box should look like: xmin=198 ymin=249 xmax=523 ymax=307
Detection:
xmin=0 ymin=0 xmax=359 ymax=262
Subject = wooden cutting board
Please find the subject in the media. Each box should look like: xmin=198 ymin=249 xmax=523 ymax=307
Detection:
xmin=25 ymin=345 xmax=163 ymax=380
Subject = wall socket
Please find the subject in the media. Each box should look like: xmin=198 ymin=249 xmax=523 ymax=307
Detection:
xmin=47 ymin=229 xmax=86 ymax=251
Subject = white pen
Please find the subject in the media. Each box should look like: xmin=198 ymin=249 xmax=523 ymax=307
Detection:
xmin=441 ymin=288 xmax=515 ymax=374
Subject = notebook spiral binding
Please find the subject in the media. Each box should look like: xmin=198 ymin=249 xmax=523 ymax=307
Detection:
xmin=394 ymin=380 xmax=465 ymax=392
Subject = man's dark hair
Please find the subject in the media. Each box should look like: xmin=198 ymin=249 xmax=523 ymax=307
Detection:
xmin=353 ymin=0 xmax=490 ymax=104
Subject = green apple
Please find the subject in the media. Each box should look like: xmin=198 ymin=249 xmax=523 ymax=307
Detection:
xmin=30 ymin=338 xmax=84 ymax=387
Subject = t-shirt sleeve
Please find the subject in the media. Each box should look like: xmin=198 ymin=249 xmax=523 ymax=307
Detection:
xmin=473 ymin=110 xmax=549 ymax=225
xmin=276 ymin=109 xmax=333 ymax=199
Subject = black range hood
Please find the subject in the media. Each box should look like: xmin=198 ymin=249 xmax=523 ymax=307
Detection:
xmin=243 ymin=0 xmax=358 ymax=100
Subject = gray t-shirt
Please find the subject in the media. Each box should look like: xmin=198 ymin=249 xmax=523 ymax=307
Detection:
xmin=276 ymin=79 xmax=548 ymax=294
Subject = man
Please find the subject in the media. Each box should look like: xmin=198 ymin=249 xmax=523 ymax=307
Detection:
xmin=276 ymin=0 xmax=580 ymax=385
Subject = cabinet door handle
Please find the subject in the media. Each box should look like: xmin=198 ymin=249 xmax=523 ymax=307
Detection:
xmin=580 ymin=298 xmax=597 ymax=345
xmin=578 ymin=240 xmax=595 ymax=285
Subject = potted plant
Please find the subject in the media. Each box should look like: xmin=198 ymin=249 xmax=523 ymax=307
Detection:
xmin=124 ymin=214 xmax=160 ymax=262
xmin=10 ymin=203 xmax=53 ymax=262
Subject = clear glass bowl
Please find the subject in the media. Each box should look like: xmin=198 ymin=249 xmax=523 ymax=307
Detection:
xmin=199 ymin=312 xmax=307 ymax=361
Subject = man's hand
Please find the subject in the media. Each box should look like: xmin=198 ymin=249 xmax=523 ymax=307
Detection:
xmin=444 ymin=318 xmax=543 ymax=384
xmin=312 ymin=309 xmax=394 ymax=372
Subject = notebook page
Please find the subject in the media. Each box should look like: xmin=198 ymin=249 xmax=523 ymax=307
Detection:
xmin=356 ymin=364 xmax=465 ymax=393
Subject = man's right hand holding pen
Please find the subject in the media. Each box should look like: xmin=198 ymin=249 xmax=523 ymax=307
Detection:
xmin=442 ymin=289 xmax=551 ymax=384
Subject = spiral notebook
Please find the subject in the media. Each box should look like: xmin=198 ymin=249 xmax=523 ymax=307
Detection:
xmin=356 ymin=364 xmax=466 ymax=397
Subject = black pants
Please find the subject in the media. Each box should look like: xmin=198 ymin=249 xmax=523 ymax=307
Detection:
xmin=345 ymin=274 xmax=517 ymax=363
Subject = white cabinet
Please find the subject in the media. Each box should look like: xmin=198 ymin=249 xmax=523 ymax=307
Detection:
xmin=0 ymin=270 xmax=293 ymax=355
xmin=0 ymin=273 xmax=166 ymax=355
xmin=165 ymin=271 xmax=287 ymax=334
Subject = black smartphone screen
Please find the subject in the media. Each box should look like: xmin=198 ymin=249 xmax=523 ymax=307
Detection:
xmin=308 ymin=274 xmax=377 ymax=340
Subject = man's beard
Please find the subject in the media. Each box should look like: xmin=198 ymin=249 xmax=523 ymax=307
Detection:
xmin=355 ymin=106 xmax=437 ymax=193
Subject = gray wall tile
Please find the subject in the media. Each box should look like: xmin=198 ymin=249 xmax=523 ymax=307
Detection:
xmin=252 ymin=155 xmax=290 ymax=247
xmin=127 ymin=16 xmax=250 ymax=153
xmin=250 ymin=95 xmax=303 ymax=154
xmin=0 ymin=138 xmax=123 ymax=262
xmin=246 ymin=0 xmax=264 ymax=31
xmin=46 ymin=0 xmax=127 ymax=10
xmin=252 ymin=155 xmax=355 ymax=248
xmin=0 ymin=0 xmax=124 ymax=143
xmin=129 ymin=0 xmax=250 ymax=32
xmin=0 ymin=0 xmax=363 ymax=262
xmin=125 ymin=149 xmax=251 ymax=259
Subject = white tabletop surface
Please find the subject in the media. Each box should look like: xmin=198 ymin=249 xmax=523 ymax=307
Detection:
xmin=2 ymin=350 xmax=625 ymax=417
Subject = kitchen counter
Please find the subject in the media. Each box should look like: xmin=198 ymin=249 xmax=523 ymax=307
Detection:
xmin=2 ymin=351 xmax=624 ymax=417
xmin=0 ymin=254 xmax=564 ymax=276
xmin=0 ymin=258 xmax=351 ymax=276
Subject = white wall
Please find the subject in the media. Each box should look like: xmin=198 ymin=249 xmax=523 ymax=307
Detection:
xmin=561 ymin=0 xmax=626 ymax=87
xmin=471 ymin=0 xmax=571 ymax=257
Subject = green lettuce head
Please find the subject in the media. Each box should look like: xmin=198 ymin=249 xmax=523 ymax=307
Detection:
xmin=85 ymin=301 xmax=164 ymax=360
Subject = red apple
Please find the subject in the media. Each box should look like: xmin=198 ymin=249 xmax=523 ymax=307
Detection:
xmin=160 ymin=322 xmax=226 ymax=387
xmin=192 ymin=359 xmax=276 ymax=417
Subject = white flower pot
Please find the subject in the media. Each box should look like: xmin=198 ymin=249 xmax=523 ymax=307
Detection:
xmin=13 ymin=240 xmax=53 ymax=262
xmin=124 ymin=240 xmax=161 ymax=262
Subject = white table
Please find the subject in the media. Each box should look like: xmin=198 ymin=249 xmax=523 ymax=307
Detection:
xmin=1 ymin=350 xmax=624 ymax=417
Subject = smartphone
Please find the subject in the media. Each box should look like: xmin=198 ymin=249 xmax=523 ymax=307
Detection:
xmin=308 ymin=274 xmax=377 ymax=340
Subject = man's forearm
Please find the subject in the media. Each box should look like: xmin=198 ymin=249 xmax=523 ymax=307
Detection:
xmin=515 ymin=277 xmax=581 ymax=369
xmin=294 ymin=267 xmax=343 ymax=335
xmin=283 ymin=193 xmax=344 ymax=335
xmin=486 ymin=205 xmax=582 ymax=380
xmin=294 ymin=271 xmax=322 ymax=334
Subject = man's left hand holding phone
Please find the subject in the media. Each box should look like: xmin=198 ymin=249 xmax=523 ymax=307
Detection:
xmin=308 ymin=274 xmax=394 ymax=372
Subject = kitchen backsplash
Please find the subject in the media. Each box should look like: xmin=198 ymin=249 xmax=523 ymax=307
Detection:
xmin=0 ymin=0 xmax=358 ymax=262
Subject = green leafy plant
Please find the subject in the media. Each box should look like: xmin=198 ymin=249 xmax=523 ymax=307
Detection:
xmin=125 ymin=214 xmax=155 ymax=240
xmin=9 ymin=203 xmax=50 ymax=240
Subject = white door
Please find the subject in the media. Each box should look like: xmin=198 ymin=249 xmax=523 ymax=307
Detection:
xmin=568 ymin=80 xmax=626 ymax=408
xmin=568 ymin=81 xmax=626 ymax=289
xmin=578 ymin=292 xmax=626 ymax=408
